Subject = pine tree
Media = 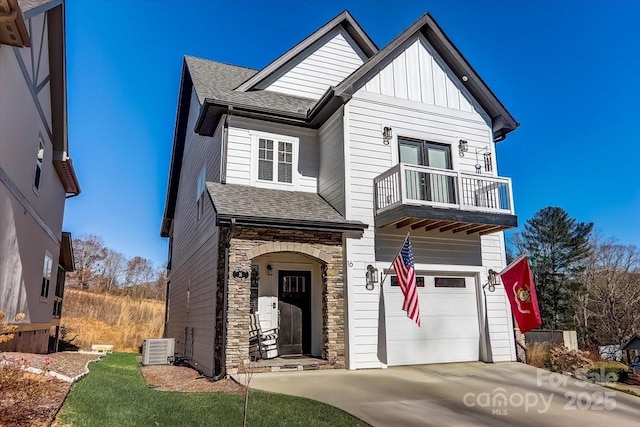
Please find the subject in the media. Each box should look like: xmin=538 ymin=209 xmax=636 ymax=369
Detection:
xmin=513 ymin=207 xmax=593 ymax=330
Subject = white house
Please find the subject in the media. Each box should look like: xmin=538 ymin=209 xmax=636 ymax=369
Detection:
xmin=0 ymin=0 xmax=80 ymax=353
xmin=161 ymin=10 xmax=519 ymax=377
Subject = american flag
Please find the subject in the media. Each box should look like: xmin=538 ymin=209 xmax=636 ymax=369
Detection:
xmin=392 ymin=237 xmax=421 ymax=326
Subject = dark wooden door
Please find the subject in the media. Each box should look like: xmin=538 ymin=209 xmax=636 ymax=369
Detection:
xmin=278 ymin=271 xmax=311 ymax=355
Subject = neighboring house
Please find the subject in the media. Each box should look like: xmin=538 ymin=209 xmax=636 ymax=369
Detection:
xmin=161 ymin=10 xmax=519 ymax=377
xmin=0 ymin=0 xmax=79 ymax=353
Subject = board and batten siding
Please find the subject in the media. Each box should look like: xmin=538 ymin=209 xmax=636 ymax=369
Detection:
xmin=225 ymin=116 xmax=319 ymax=193
xmin=318 ymin=106 xmax=345 ymax=215
xmin=343 ymin=33 xmax=516 ymax=368
xmin=255 ymin=28 xmax=368 ymax=100
xmin=166 ymin=88 xmax=223 ymax=377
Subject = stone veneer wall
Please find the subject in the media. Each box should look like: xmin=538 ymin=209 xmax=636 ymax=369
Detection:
xmin=514 ymin=326 xmax=526 ymax=363
xmin=217 ymin=226 xmax=344 ymax=374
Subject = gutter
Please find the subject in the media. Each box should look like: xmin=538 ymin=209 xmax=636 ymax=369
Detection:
xmin=212 ymin=218 xmax=235 ymax=381
xmin=216 ymin=215 xmax=366 ymax=233
xmin=195 ymin=99 xmax=309 ymax=135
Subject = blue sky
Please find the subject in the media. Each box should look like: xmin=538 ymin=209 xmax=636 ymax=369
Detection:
xmin=63 ymin=0 xmax=640 ymax=267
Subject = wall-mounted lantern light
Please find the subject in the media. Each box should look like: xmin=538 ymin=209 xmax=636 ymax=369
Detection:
xmin=366 ymin=264 xmax=378 ymax=291
xmin=382 ymin=127 xmax=393 ymax=145
xmin=458 ymin=139 xmax=468 ymax=157
xmin=483 ymin=269 xmax=499 ymax=292
xmin=266 ymin=264 xmax=273 ymax=276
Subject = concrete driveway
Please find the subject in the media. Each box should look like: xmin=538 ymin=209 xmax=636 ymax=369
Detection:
xmin=248 ymin=362 xmax=640 ymax=426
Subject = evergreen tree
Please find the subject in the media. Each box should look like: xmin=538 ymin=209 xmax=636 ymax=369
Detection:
xmin=513 ymin=207 xmax=593 ymax=330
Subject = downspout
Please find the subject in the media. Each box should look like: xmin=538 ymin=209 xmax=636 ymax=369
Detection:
xmin=220 ymin=112 xmax=230 ymax=184
xmin=212 ymin=218 xmax=235 ymax=381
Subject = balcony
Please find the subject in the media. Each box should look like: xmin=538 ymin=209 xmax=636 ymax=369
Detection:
xmin=374 ymin=164 xmax=517 ymax=234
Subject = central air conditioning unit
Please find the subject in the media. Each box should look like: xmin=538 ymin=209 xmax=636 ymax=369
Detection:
xmin=142 ymin=338 xmax=175 ymax=366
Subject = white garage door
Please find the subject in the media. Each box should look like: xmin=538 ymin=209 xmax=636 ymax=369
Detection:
xmin=386 ymin=274 xmax=480 ymax=366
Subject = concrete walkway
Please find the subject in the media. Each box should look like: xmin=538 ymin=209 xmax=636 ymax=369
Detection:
xmin=248 ymin=362 xmax=640 ymax=426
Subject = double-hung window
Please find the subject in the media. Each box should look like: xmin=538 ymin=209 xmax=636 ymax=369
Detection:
xmin=255 ymin=135 xmax=295 ymax=185
xmin=41 ymin=252 xmax=53 ymax=299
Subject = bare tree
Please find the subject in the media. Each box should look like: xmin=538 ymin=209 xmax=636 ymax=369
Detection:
xmin=576 ymin=237 xmax=640 ymax=347
xmin=98 ymin=249 xmax=127 ymax=292
xmin=124 ymin=256 xmax=156 ymax=298
xmin=68 ymin=235 xmax=107 ymax=289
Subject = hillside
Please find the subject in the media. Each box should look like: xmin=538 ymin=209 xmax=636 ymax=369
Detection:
xmin=61 ymin=289 xmax=165 ymax=352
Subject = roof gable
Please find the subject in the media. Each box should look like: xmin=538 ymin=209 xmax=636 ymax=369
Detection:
xmin=235 ymin=10 xmax=377 ymax=93
xmin=360 ymin=33 xmax=486 ymax=118
xmin=335 ymin=13 xmax=518 ymax=140
xmin=254 ymin=26 xmax=369 ymax=100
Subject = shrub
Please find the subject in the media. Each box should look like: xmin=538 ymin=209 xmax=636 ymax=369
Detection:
xmin=0 ymin=357 xmax=50 ymax=426
xmin=587 ymin=361 xmax=629 ymax=383
xmin=0 ymin=311 xmax=25 ymax=344
xmin=548 ymin=346 xmax=594 ymax=374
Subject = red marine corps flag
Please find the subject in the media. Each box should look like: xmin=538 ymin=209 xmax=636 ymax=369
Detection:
xmin=499 ymin=254 xmax=541 ymax=333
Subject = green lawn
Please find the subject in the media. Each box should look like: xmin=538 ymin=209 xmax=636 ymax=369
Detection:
xmin=58 ymin=353 xmax=368 ymax=427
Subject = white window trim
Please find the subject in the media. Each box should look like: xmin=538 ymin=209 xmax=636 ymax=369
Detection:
xmin=196 ymin=166 xmax=206 ymax=220
xmin=250 ymin=131 xmax=299 ymax=189
xmin=40 ymin=250 xmax=53 ymax=301
xmin=33 ymin=134 xmax=45 ymax=195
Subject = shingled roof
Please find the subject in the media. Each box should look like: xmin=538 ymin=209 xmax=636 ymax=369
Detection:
xmin=186 ymin=56 xmax=317 ymax=117
xmin=207 ymin=182 xmax=366 ymax=232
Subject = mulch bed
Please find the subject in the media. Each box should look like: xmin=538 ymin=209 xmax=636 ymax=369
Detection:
xmin=0 ymin=352 xmax=102 ymax=427
xmin=140 ymin=364 xmax=244 ymax=394
xmin=1 ymin=351 xmax=248 ymax=426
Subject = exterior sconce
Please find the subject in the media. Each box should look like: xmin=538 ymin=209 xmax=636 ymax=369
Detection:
xmin=366 ymin=264 xmax=378 ymax=291
xmin=382 ymin=127 xmax=393 ymax=145
xmin=232 ymin=269 xmax=249 ymax=279
xmin=483 ymin=269 xmax=499 ymax=292
xmin=458 ymin=139 xmax=468 ymax=157
xmin=266 ymin=264 xmax=273 ymax=275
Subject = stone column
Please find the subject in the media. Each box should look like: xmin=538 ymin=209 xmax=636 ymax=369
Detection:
xmin=322 ymin=247 xmax=345 ymax=368
xmin=225 ymin=237 xmax=252 ymax=374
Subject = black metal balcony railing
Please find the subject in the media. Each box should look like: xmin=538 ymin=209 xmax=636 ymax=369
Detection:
xmin=374 ymin=163 xmax=514 ymax=215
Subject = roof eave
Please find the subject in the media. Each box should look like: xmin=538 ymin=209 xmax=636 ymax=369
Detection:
xmin=60 ymin=231 xmax=75 ymax=272
xmin=53 ymin=156 xmax=80 ymax=195
xmin=420 ymin=13 xmax=519 ymax=140
xmin=195 ymin=98 xmax=310 ymax=136
xmin=0 ymin=0 xmax=30 ymax=47
xmin=216 ymin=214 xmax=367 ymax=233
xmin=160 ymin=60 xmax=192 ymax=236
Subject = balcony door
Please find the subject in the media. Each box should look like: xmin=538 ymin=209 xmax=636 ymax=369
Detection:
xmin=399 ymin=138 xmax=455 ymax=204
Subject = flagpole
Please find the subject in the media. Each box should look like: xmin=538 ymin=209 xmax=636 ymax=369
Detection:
xmin=379 ymin=231 xmax=411 ymax=286
xmin=498 ymin=252 xmax=527 ymax=276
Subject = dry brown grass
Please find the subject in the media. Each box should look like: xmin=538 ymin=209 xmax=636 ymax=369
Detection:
xmin=526 ymin=343 xmax=551 ymax=368
xmin=61 ymin=289 xmax=165 ymax=352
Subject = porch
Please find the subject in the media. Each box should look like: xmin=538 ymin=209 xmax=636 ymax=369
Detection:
xmin=219 ymin=227 xmax=348 ymax=376
xmin=246 ymin=355 xmax=331 ymax=373
xmin=374 ymin=163 xmax=517 ymax=234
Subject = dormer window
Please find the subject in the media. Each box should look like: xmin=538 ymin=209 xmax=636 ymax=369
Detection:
xmin=252 ymin=132 xmax=297 ymax=187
